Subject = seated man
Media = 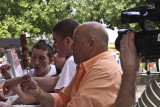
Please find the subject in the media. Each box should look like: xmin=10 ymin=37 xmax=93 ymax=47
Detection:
xmin=53 ymin=52 xmax=66 ymax=75
xmin=52 ymin=19 xmax=78 ymax=92
xmin=8 ymin=22 xmax=123 ymax=107
xmin=0 ymin=39 xmax=59 ymax=104
xmin=2 ymin=19 xmax=79 ymax=104
xmin=1 ymin=39 xmax=57 ymax=78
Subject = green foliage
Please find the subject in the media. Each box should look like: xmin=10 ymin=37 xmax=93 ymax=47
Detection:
xmin=0 ymin=0 xmax=73 ymax=38
xmin=0 ymin=0 xmax=154 ymax=51
xmin=70 ymin=0 xmax=147 ymax=30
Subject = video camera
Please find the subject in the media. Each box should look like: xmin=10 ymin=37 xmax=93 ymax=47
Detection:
xmin=115 ymin=0 xmax=160 ymax=59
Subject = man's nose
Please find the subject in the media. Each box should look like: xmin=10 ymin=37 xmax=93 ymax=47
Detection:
xmin=34 ymin=59 xmax=40 ymax=65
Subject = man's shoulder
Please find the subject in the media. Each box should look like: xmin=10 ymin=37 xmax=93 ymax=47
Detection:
xmin=93 ymin=55 xmax=119 ymax=68
xmin=66 ymin=56 xmax=74 ymax=62
xmin=65 ymin=56 xmax=76 ymax=66
xmin=136 ymin=78 xmax=160 ymax=107
xmin=50 ymin=64 xmax=56 ymax=69
xmin=60 ymin=56 xmax=76 ymax=76
xmin=47 ymin=64 xmax=57 ymax=76
xmin=88 ymin=54 xmax=122 ymax=75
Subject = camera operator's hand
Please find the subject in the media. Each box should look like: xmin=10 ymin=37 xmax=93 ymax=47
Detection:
xmin=120 ymin=31 xmax=140 ymax=74
xmin=115 ymin=32 xmax=141 ymax=107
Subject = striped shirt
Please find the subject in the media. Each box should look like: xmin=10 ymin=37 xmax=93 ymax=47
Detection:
xmin=134 ymin=79 xmax=160 ymax=107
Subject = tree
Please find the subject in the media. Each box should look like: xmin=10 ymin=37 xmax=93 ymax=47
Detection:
xmin=0 ymin=0 xmax=73 ymax=50
xmin=1 ymin=0 xmax=154 ymax=41
xmin=70 ymin=0 xmax=148 ymax=30
xmin=0 ymin=0 xmax=73 ymax=38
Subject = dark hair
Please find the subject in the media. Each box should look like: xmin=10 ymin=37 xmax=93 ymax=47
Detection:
xmin=32 ymin=39 xmax=54 ymax=59
xmin=52 ymin=19 xmax=79 ymax=40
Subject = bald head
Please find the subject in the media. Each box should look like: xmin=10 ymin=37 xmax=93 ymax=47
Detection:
xmin=76 ymin=22 xmax=109 ymax=49
xmin=72 ymin=22 xmax=109 ymax=64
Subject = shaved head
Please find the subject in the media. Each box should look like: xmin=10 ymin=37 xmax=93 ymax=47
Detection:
xmin=72 ymin=22 xmax=109 ymax=64
xmin=75 ymin=22 xmax=109 ymax=49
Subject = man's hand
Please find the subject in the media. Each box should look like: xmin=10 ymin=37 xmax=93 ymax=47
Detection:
xmin=20 ymin=75 xmax=39 ymax=97
xmin=120 ymin=31 xmax=140 ymax=74
xmin=0 ymin=64 xmax=12 ymax=79
xmin=2 ymin=77 xmax=21 ymax=95
xmin=20 ymin=75 xmax=54 ymax=106
xmin=115 ymin=32 xmax=141 ymax=107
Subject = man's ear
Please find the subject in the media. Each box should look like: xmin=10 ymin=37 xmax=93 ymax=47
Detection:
xmin=89 ymin=39 xmax=96 ymax=48
xmin=49 ymin=57 xmax=54 ymax=64
xmin=65 ymin=37 xmax=73 ymax=47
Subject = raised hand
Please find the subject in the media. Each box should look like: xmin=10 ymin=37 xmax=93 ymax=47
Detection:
xmin=0 ymin=64 xmax=12 ymax=79
xmin=120 ymin=32 xmax=140 ymax=74
xmin=115 ymin=32 xmax=141 ymax=107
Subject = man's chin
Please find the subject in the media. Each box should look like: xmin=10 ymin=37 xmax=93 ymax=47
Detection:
xmin=34 ymin=69 xmax=40 ymax=73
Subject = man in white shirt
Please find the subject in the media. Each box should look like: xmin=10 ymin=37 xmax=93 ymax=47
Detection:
xmin=54 ymin=56 xmax=76 ymax=92
xmin=52 ymin=19 xmax=79 ymax=92
xmin=28 ymin=64 xmax=56 ymax=77
xmin=0 ymin=39 xmax=58 ymax=104
xmin=2 ymin=19 xmax=79 ymax=104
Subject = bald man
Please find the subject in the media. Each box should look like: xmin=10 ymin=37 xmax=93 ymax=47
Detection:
xmin=10 ymin=22 xmax=123 ymax=107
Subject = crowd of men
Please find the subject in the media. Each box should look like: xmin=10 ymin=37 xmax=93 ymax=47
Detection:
xmin=0 ymin=19 xmax=159 ymax=107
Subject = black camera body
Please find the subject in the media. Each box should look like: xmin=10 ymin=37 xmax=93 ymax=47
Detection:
xmin=115 ymin=0 xmax=160 ymax=59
